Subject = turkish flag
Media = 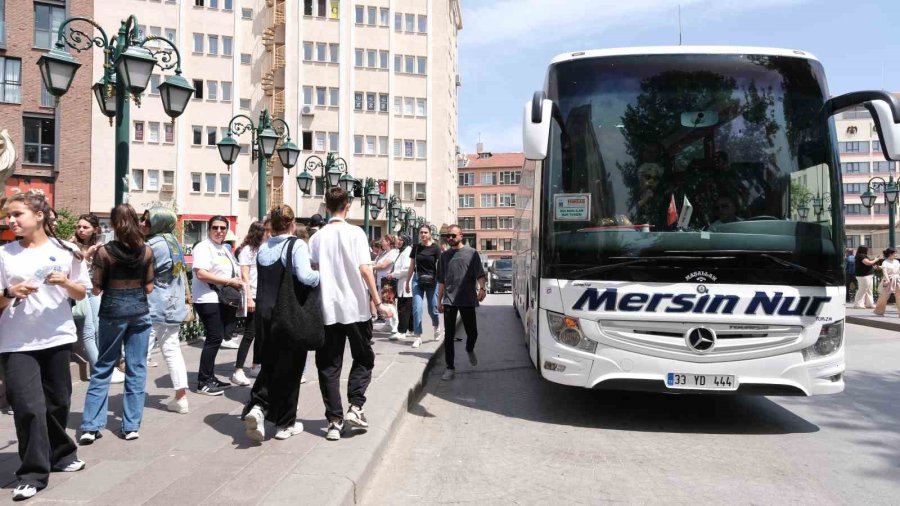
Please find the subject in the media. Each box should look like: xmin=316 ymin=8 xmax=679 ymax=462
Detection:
xmin=667 ymin=194 xmax=678 ymax=226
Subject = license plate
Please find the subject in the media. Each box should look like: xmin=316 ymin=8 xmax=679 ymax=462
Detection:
xmin=666 ymin=373 xmax=737 ymax=390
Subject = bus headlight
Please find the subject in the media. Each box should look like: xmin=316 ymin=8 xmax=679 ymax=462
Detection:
xmin=803 ymin=320 xmax=843 ymax=360
xmin=546 ymin=311 xmax=597 ymax=354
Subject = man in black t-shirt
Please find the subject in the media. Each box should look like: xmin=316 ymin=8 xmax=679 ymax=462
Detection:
xmin=437 ymin=225 xmax=486 ymax=381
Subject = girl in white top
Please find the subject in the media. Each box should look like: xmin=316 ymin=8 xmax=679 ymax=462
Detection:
xmin=874 ymin=247 xmax=900 ymax=316
xmin=385 ymin=235 xmax=413 ymax=340
xmin=0 ymin=190 xmax=88 ymax=500
xmin=373 ymin=235 xmax=400 ymax=289
xmin=231 ymin=220 xmax=267 ymax=386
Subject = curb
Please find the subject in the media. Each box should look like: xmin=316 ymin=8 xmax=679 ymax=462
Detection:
xmin=847 ymin=315 xmax=900 ymax=332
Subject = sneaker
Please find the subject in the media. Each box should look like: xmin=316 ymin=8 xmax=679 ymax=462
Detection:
xmin=467 ymin=349 xmax=478 ymax=367
xmin=345 ymin=405 xmax=369 ymax=429
xmin=441 ymin=369 xmax=455 ymax=381
xmin=244 ymin=406 xmax=265 ymax=442
xmin=52 ymin=459 xmax=85 ymax=472
xmin=300 ymin=374 xmax=308 ymax=384
xmin=325 ymin=421 xmax=344 ymax=441
xmin=167 ymin=396 xmax=189 ymax=414
xmin=11 ymin=484 xmax=37 ymax=501
xmin=196 ymin=382 xmax=225 ymax=396
xmin=220 ymin=338 xmax=240 ymax=349
xmin=411 ymin=337 xmax=422 ymax=348
xmin=122 ymin=431 xmax=139 ymax=441
xmin=389 ymin=332 xmax=404 ymax=341
xmin=79 ymin=431 xmax=102 ymax=445
xmin=212 ymin=377 xmax=232 ymax=388
xmin=146 ymin=359 xmax=159 ymax=368
xmin=231 ymin=370 xmax=251 ymax=386
xmin=246 ymin=364 xmax=261 ymax=378
xmin=274 ymin=422 xmax=304 ymax=440
xmin=110 ymin=367 xmax=125 ymax=384
xmin=433 ymin=328 xmax=443 ymax=341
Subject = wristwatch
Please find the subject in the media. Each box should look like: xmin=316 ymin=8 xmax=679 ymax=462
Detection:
xmin=2 ymin=287 xmax=11 ymax=299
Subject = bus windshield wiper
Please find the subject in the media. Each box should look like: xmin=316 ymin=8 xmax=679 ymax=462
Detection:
xmin=569 ymin=255 xmax=734 ymax=278
xmin=759 ymin=254 xmax=835 ymax=285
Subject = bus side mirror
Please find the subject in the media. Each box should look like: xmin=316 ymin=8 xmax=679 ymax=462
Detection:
xmin=523 ymin=91 xmax=553 ymax=160
xmin=824 ymin=91 xmax=900 ymax=161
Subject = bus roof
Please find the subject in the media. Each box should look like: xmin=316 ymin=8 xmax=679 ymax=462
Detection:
xmin=549 ymin=46 xmax=819 ymax=65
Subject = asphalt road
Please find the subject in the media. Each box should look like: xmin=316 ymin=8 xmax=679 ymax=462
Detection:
xmin=362 ymin=294 xmax=900 ymax=505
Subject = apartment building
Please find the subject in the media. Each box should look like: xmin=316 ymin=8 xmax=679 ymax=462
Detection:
xmin=86 ymin=0 xmax=462 ymax=245
xmin=835 ymin=101 xmax=900 ymax=250
xmin=456 ymin=147 xmax=523 ymax=258
xmin=0 ymin=0 xmax=95 ymax=242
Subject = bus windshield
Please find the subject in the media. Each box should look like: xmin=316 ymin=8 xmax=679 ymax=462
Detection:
xmin=542 ymin=53 xmax=843 ymax=286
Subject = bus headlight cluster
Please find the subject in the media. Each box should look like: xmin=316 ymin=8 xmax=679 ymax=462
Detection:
xmin=546 ymin=311 xmax=597 ymax=354
xmin=803 ymin=320 xmax=843 ymax=360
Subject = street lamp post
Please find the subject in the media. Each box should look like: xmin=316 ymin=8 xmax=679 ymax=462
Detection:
xmin=860 ymin=175 xmax=900 ymax=247
xmin=295 ymin=153 xmax=384 ymax=236
xmin=216 ymin=109 xmax=299 ymax=220
xmin=295 ymin=152 xmax=349 ymax=220
xmin=386 ymin=195 xmax=403 ymax=234
xmin=812 ymin=192 xmax=832 ymax=222
xmin=38 ymin=15 xmax=194 ymax=206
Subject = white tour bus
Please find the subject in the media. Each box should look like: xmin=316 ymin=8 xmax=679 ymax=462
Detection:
xmin=514 ymin=46 xmax=900 ymax=395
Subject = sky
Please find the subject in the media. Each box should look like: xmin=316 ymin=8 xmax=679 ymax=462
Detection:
xmin=457 ymin=0 xmax=900 ymax=154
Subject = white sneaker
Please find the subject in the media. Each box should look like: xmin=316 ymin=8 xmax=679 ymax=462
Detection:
xmin=411 ymin=337 xmax=421 ymax=348
xmin=12 ymin=484 xmax=37 ymax=501
xmin=247 ymin=364 xmax=261 ymax=378
xmin=441 ymin=369 xmax=455 ymax=381
xmin=274 ymin=422 xmax=304 ymax=440
xmin=244 ymin=406 xmax=265 ymax=442
xmin=300 ymin=374 xmax=308 ymax=384
xmin=123 ymin=431 xmax=139 ymax=441
xmin=325 ymin=421 xmax=344 ymax=441
xmin=53 ymin=459 xmax=85 ymax=472
xmin=231 ymin=370 xmax=251 ymax=386
xmin=389 ymin=332 xmax=404 ymax=341
xmin=167 ymin=397 xmax=189 ymax=414
xmin=434 ymin=328 xmax=443 ymax=341
xmin=220 ymin=338 xmax=240 ymax=349
xmin=111 ymin=368 xmax=125 ymax=384
xmin=345 ymin=405 xmax=369 ymax=429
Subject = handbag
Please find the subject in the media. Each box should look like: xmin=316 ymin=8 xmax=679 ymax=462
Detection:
xmin=272 ymin=237 xmax=325 ymax=350
xmin=208 ymin=247 xmax=243 ymax=308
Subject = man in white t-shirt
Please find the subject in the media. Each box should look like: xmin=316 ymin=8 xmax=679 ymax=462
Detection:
xmin=310 ymin=187 xmax=382 ymax=441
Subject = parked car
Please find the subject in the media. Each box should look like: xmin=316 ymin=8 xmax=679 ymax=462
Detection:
xmin=487 ymin=257 xmax=513 ymax=293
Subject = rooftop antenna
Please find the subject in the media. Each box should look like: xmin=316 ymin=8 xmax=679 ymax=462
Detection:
xmin=678 ymin=5 xmax=683 ymax=45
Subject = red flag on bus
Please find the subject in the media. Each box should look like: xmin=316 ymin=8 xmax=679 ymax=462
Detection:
xmin=667 ymin=194 xmax=678 ymax=225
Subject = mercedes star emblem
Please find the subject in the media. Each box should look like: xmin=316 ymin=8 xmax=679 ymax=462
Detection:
xmin=685 ymin=327 xmax=716 ymax=354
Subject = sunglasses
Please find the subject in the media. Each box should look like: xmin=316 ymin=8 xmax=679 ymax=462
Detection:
xmin=211 ymin=226 xmax=228 ymax=231
xmin=442 ymin=234 xmax=460 ymax=239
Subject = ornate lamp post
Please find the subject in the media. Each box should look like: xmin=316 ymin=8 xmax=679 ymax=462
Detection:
xmin=860 ymin=175 xmax=900 ymax=247
xmin=216 ymin=109 xmax=299 ymax=220
xmin=295 ymin=153 xmax=384 ymax=236
xmin=404 ymin=207 xmax=417 ymax=243
xmin=797 ymin=200 xmax=810 ymax=221
xmin=38 ymin=15 xmax=193 ymax=206
xmin=812 ymin=192 xmax=832 ymax=222
xmin=387 ymin=195 xmax=403 ymax=233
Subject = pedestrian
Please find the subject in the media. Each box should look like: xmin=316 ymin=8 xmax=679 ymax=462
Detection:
xmin=310 ymin=187 xmax=383 ymax=441
xmin=845 ymin=248 xmax=856 ymax=303
xmin=874 ymin=248 xmax=900 ymax=316
xmin=80 ymin=204 xmax=155 ymax=444
xmin=242 ymin=205 xmax=320 ymax=442
xmin=379 ymin=285 xmax=398 ymax=335
xmin=192 ymin=216 xmax=243 ymax=396
xmin=71 ymin=213 xmax=103 ymax=367
xmin=386 ymin=234 xmax=413 ymax=341
xmin=437 ymin=225 xmax=487 ymax=381
xmin=141 ymin=208 xmax=191 ymax=414
xmin=308 ymin=213 xmax=325 ymax=236
xmin=405 ymin=224 xmax=442 ymax=348
xmin=231 ymin=221 xmax=267 ymax=386
xmin=853 ymin=245 xmax=877 ymax=309
xmin=369 ymin=240 xmax=383 ymax=321
xmin=374 ymin=235 xmax=400 ymax=290
xmin=0 ymin=190 xmax=88 ymax=501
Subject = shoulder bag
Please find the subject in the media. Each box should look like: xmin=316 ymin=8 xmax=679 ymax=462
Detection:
xmin=208 ymin=245 xmax=243 ymax=308
xmin=272 ymin=237 xmax=325 ymax=350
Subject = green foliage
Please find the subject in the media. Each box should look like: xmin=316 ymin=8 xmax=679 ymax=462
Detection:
xmin=55 ymin=207 xmax=78 ymax=240
xmin=789 ymin=180 xmax=813 ymax=216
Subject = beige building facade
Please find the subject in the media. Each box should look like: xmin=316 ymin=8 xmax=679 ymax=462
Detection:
xmin=87 ymin=0 xmax=462 ymax=246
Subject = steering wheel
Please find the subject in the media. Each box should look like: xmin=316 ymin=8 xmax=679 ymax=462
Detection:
xmin=746 ymin=216 xmax=780 ymax=221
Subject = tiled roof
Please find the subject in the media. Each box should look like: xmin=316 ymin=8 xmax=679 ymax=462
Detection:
xmin=465 ymin=152 xmax=525 ymax=169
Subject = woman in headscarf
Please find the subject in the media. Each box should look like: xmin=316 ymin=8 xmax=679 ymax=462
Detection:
xmin=141 ymin=208 xmax=191 ymax=414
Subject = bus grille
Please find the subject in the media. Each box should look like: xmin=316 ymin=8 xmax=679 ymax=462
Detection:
xmin=598 ymin=320 xmax=803 ymax=355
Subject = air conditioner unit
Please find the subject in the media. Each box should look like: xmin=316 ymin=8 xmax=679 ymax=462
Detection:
xmin=415 ymin=192 xmax=426 ymax=201
xmin=301 ymin=105 xmax=315 ymax=116
xmin=160 ymin=183 xmax=175 ymax=192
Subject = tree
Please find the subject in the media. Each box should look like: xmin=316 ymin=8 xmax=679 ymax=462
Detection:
xmin=55 ymin=207 xmax=78 ymax=240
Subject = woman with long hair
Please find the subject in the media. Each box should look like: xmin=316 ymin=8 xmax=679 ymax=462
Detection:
xmin=405 ymin=224 xmax=442 ymax=348
xmin=853 ymin=245 xmax=878 ymax=309
xmin=80 ymin=204 xmax=155 ymax=444
xmin=141 ymin=208 xmax=191 ymax=414
xmin=71 ymin=213 xmax=103 ymax=367
xmin=231 ymin=221 xmax=267 ymax=386
xmin=0 ymin=190 xmax=88 ymax=500
xmin=874 ymin=247 xmax=900 ymax=316
xmin=191 ymin=216 xmax=243 ymax=396
xmin=243 ymin=204 xmax=319 ymax=442
xmin=387 ymin=234 xmax=413 ymax=340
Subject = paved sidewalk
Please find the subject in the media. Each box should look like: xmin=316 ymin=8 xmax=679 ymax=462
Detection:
xmin=0 ymin=320 xmax=444 ymax=505
xmin=846 ymin=305 xmax=900 ymax=332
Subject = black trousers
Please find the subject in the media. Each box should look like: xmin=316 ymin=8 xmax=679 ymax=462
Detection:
xmin=243 ymin=311 xmax=307 ymax=427
xmin=397 ymin=297 xmax=412 ymax=334
xmin=316 ymin=321 xmax=374 ymax=422
xmin=235 ymin=304 xmax=260 ymax=369
xmin=443 ymin=306 xmax=478 ymax=370
xmin=1 ymin=344 xmax=79 ymax=489
xmin=846 ymin=275 xmax=856 ymax=302
xmin=196 ymin=302 xmax=236 ymax=385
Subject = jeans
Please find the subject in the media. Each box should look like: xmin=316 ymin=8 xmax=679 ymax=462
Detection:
xmin=316 ymin=321 xmax=375 ymax=422
xmin=443 ymin=306 xmax=478 ymax=369
xmin=196 ymin=302 xmax=236 ymax=385
xmin=149 ymin=323 xmax=188 ymax=391
xmin=411 ymin=275 xmax=439 ymax=336
xmin=79 ymin=294 xmax=101 ymax=366
xmin=81 ymin=313 xmax=151 ymax=433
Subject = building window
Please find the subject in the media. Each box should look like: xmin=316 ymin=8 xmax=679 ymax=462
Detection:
xmin=222 ymin=81 xmax=232 ymax=102
xmin=367 ymin=49 xmax=376 ymax=68
xmin=481 ymin=171 xmax=497 ymax=185
xmin=165 ymin=123 xmax=175 ymax=143
xmin=165 ymin=28 xmax=176 ymax=42
xmin=223 ymin=36 xmax=233 ymax=56
xmin=209 ymin=0 xmax=217 ymax=8
xmin=207 ymin=81 xmax=217 ymax=100
xmin=240 ymin=98 xmax=251 ymax=109
xmin=843 ymin=204 xmax=864 ymax=215
xmin=132 ymin=169 xmax=144 ymax=191
xmin=394 ymin=96 xmax=401 ymax=115
xmin=458 ymin=172 xmax=474 ymax=186
xmin=163 ymin=170 xmax=174 ymax=187
xmin=147 ymin=170 xmax=159 ymax=191
xmin=481 ymin=217 xmax=497 ymax=229
xmin=220 ymin=174 xmax=230 ymax=193
xmin=501 ymin=239 xmax=513 ymax=251
xmin=499 ymin=171 xmax=522 ymax=185
xmin=379 ymin=50 xmax=388 ymax=69
xmin=0 ymin=57 xmax=21 ymax=104
xmin=302 ymin=131 xmax=312 ymax=150
xmin=416 ymin=141 xmax=426 ymax=158
xmin=315 ymin=132 xmax=326 ymax=151
xmin=134 ymin=121 xmax=145 ymax=141
xmin=354 ymin=135 xmax=363 ymax=155
xmin=405 ymin=13 xmax=414 ymax=32
xmin=304 ymin=42 xmax=314 ymax=61
xmin=481 ymin=194 xmax=497 ymax=208
xmin=499 ymin=216 xmax=515 ymax=229
xmin=367 ymin=6 xmax=376 ymax=25
xmin=224 ymin=0 xmax=232 ymax=10
xmin=481 ymin=239 xmax=498 ymax=251
xmin=393 ymin=139 xmax=401 ymax=157
xmin=394 ymin=54 xmax=401 ymax=72
xmin=459 ymin=194 xmax=474 ymax=208
xmin=380 ymin=7 xmax=389 ymax=26
xmin=148 ymin=122 xmax=160 ymax=143
xmin=365 ymin=136 xmax=375 ymax=155
xmin=840 ymin=162 xmax=869 ymax=174
xmin=354 ymin=48 xmax=364 ymax=67
xmin=191 ymin=173 xmax=201 ymax=192
xmin=416 ymin=98 xmax=426 ymax=116
xmin=415 ymin=182 xmax=426 ymax=198
xmin=843 ymin=183 xmax=865 ymax=195
xmin=404 ymin=140 xmax=414 ymax=158
xmin=241 ymin=8 xmax=252 ymax=19
xmin=33 ymin=3 xmax=65 ymax=49
xmin=839 ymin=141 xmax=868 ymax=153
xmin=303 ymin=86 xmax=313 ymax=106
xmin=403 ymin=182 xmax=414 ymax=200
xmin=204 ymin=173 xmax=216 ymax=193
xmin=328 ymin=132 xmax=339 ymax=152
xmin=366 ymin=92 xmax=375 ymax=111
xmin=192 ymin=79 xmax=203 ymax=99
xmin=354 ymin=5 xmax=363 ymax=23
xmin=379 ymin=93 xmax=388 ymax=112
xmin=241 ymin=53 xmax=251 ymax=65
xmin=329 ymin=43 xmax=339 ymax=63
xmin=0 ymin=0 xmax=6 ymax=48
xmin=405 ymin=55 xmax=414 ymax=74
xmin=316 ymin=87 xmax=326 ymax=106
xmin=404 ymin=97 xmax=414 ymax=115
xmin=378 ymin=136 xmax=388 ymax=155
xmin=874 ymin=161 xmax=894 ymax=173
xmin=354 ymin=92 xmax=363 ymax=110
xmin=329 ymin=87 xmax=339 ymax=106
xmin=207 ymin=126 xmax=217 ymax=145
xmin=394 ymin=12 xmax=401 ymax=30
xmin=418 ymin=15 xmax=427 ymax=33
xmin=193 ymin=33 xmax=204 ymax=53
xmin=316 ymin=42 xmax=327 ymax=61
xmin=192 ymin=126 xmax=202 ymax=145
xmin=499 ymin=193 xmax=516 ymax=207
xmin=148 ymin=75 xmax=160 ymax=95
xmin=208 ymin=35 xmax=218 ymax=55
xmin=417 ymin=57 xmax=427 ymax=75
xmin=458 ymin=217 xmax=475 ymax=230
